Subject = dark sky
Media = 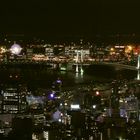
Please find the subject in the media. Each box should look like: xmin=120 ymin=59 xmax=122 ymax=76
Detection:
xmin=0 ymin=0 xmax=140 ymax=39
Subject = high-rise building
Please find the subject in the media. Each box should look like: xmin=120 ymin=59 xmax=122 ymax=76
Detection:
xmin=1 ymin=86 xmax=28 ymax=114
xmin=0 ymin=93 xmax=2 ymax=114
xmin=26 ymin=48 xmax=33 ymax=60
xmin=2 ymin=88 xmax=19 ymax=114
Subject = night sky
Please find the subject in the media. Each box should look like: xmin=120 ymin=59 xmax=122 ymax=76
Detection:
xmin=0 ymin=0 xmax=140 ymax=39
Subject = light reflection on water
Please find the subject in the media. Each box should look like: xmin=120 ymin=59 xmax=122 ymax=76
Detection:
xmin=137 ymin=70 xmax=140 ymax=80
xmin=0 ymin=65 xmax=137 ymax=89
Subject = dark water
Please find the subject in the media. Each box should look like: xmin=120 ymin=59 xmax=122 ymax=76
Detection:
xmin=0 ymin=64 xmax=137 ymax=90
xmin=86 ymin=64 xmax=137 ymax=80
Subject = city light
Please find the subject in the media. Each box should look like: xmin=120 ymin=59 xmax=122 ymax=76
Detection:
xmin=93 ymin=105 xmax=96 ymax=109
xmin=50 ymin=93 xmax=54 ymax=98
xmin=110 ymin=47 xmax=114 ymax=51
xmin=95 ymin=91 xmax=100 ymax=96
xmin=125 ymin=45 xmax=133 ymax=53
xmin=56 ymin=79 xmax=62 ymax=84
xmin=70 ymin=104 xmax=80 ymax=110
xmin=0 ymin=46 xmax=6 ymax=54
xmin=60 ymin=67 xmax=66 ymax=71
xmin=128 ymin=45 xmax=133 ymax=51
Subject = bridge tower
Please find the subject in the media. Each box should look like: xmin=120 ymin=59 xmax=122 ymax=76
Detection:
xmin=75 ymin=50 xmax=84 ymax=73
xmin=137 ymin=55 xmax=140 ymax=69
xmin=137 ymin=55 xmax=140 ymax=80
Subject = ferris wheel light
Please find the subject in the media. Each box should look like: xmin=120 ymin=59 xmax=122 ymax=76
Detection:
xmin=10 ymin=43 xmax=22 ymax=55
